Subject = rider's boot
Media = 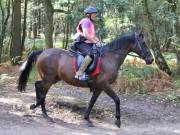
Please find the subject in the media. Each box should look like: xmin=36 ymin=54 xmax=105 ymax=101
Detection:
xmin=75 ymin=55 xmax=92 ymax=81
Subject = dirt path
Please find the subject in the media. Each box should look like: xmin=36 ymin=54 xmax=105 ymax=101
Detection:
xmin=0 ymin=73 xmax=180 ymax=135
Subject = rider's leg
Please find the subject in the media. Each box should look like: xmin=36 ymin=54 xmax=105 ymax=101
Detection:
xmin=75 ymin=55 xmax=92 ymax=80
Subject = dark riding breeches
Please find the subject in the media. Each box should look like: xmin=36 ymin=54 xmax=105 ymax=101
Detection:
xmin=76 ymin=43 xmax=94 ymax=57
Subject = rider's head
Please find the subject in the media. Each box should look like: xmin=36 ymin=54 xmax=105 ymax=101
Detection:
xmin=84 ymin=6 xmax=97 ymax=21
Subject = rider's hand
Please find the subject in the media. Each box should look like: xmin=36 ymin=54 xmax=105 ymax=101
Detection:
xmin=96 ymin=41 xmax=102 ymax=47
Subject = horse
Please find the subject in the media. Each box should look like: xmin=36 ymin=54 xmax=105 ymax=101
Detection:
xmin=17 ymin=30 xmax=154 ymax=128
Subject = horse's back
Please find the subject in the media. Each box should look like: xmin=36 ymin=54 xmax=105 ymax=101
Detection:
xmin=36 ymin=48 xmax=75 ymax=82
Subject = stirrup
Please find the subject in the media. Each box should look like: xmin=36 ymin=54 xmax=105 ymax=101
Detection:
xmin=76 ymin=74 xmax=89 ymax=81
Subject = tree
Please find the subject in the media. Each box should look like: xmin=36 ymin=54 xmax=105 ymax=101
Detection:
xmin=21 ymin=0 xmax=28 ymax=51
xmin=62 ymin=0 xmax=72 ymax=49
xmin=43 ymin=0 xmax=70 ymax=49
xmin=32 ymin=0 xmax=38 ymax=38
xmin=168 ymin=0 xmax=180 ymax=73
xmin=43 ymin=0 xmax=54 ymax=48
xmin=143 ymin=0 xmax=172 ymax=75
xmin=0 ymin=0 xmax=10 ymax=63
xmin=10 ymin=0 xmax=22 ymax=60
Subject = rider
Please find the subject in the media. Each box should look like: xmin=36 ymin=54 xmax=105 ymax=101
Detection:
xmin=74 ymin=6 xmax=99 ymax=80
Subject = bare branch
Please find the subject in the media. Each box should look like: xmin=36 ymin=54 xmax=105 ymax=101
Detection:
xmin=53 ymin=9 xmax=70 ymax=14
xmin=0 ymin=0 xmax=4 ymax=17
xmin=4 ymin=0 xmax=11 ymax=25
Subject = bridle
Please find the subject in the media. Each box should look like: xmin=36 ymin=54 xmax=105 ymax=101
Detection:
xmin=102 ymin=34 xmax=147 ymax=59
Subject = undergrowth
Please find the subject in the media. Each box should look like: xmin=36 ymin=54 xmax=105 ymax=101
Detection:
xmin=116 ymin=63 xmax=176 ymax=94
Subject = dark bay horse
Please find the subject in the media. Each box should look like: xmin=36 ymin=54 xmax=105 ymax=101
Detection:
xmin=18 ymin=30 xmax=153 ymax=128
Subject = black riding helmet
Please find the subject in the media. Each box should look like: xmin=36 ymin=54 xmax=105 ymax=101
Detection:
xmin=84 ymin=6 xmax=98 ymax=14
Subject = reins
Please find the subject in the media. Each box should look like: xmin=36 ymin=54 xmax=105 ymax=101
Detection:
xmin=127 ymin=53 xmax=141 ymax=58
xmin=100 ymin=46 xmax=142 ymax=59
xmin=69 ymin=45 xmax=142 ymax=59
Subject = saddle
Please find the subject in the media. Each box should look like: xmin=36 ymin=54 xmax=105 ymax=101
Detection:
xmin=69 ymin=43 xmax=101 ymax=77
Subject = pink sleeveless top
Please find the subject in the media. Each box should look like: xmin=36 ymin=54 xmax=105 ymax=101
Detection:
xmin=76 ymin=18 xmax=95 ymax=43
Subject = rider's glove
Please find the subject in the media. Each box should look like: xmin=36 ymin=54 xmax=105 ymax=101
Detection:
xmin=96 ymin=41 xmax=102 ymax=47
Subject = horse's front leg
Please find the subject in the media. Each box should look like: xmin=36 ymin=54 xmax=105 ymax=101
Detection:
xmin=84 ymin=89 xmax=102 ymax=125
xmin=104 ymin=83 xmax=121 ymax=128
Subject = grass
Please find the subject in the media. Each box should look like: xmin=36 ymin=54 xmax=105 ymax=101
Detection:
xmin=24 ymin=38 xmax=63 ymax=51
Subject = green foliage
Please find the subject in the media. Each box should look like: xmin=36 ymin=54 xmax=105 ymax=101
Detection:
xmin=165 ymin=94 xmax=180 ymax=103
xmin=24 ymin=38 xmax=63 ymax=51
xmin=28 ymin=67 xmax=37 ymax=84
xmin=121 ymin=64 xmax=157 ymax=80
xmin=118 ymin=64 xmax=158 ymax=94
xmin=163 ymin=52 xmax=177 ymax=60
xmin=25 ymin=39 xmax=45 ymax=50
xmin=64 ymin=14 xmax=73 ymax=23
xmin=173 ymin=80 xmax=180 ymax=89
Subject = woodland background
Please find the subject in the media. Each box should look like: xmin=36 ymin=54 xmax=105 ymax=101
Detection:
xmin=0 ymin=0 xmax=180 ymax=96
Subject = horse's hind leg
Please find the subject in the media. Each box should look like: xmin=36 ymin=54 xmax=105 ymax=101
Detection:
xmin=30 ymin=81 xmax=44 ymax=109
xmin=30 ymin=80 xmax=52 ymax=119
xmin=104 ymin=84 xmax=121 ymax=128
xmin=84 ymin=89 xmax=102 ymax=124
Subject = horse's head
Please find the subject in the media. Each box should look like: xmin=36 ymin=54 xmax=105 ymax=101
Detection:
xmin=130 ymin=30 xmax=154 ymax=64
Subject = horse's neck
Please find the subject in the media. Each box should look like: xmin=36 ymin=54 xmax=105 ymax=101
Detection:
xmin=101 ymin=35 xmax=131 ymax=70
xmin=113 ymin=52 xmax=127 ymax=70
xmin=102 ymin=48 xmax=128 ymax=71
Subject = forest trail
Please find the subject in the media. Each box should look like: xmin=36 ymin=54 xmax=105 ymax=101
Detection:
xmin=0 ymin=70 xmax=180 ymax=135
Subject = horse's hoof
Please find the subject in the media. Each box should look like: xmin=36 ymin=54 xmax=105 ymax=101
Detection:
xmin=115 ymin=119 xmax=121 ymax=128
xmin=86 ymin=121 xmax=94 ymax=127
xmin=43 ymin=114 xmax=54 ymax=123
xmin=83 ymin=119 xmax=94 ymax=127
xmin=47 ymin=117 xmax=54 ymax=123
xmin=83 ymin=117 xmax=94 ymax=127
xmin=30 ymin=104 xmax=36 ymax=110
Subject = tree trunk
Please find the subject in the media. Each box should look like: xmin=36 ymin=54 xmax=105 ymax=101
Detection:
xmin=167 ymin=0 xmax=180 ymax=72
xmin=144 ymin=0 xmax=171 ymax=75
xmin=64 ymin=23 xmax=70 ymax=50
xmin=11 ymin=0 xmax=22 ymax=59
xmin=174 ymin=1 xmax=180 ymax=73
xmin=43 ymin=0 xmax=54 ymax=49
xmin=28 ymin=20 xmax=32 ymax=38
xmin=62 ymin=23 xmax=66 ymax=48
xmin=21 ymin=0 xmax=28 ymax=52
xmin=64 ymin=0 xmax=70 ymax=50
xmin=33 ymin=22 xmax=38 ymax=38
xmin=163 ymin=1 xmax=174 ymax=50
xmin=33 ymin=0 xmax=38 ymax=38
xmin=177 ymin=51 xmax=180 ymax=73
xmin=0 ymin=0 xmax=11 ymax=63
xmin=37 ymin=0 xmax=41 ymax=36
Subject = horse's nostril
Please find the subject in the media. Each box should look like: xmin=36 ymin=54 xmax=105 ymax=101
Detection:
xmin=152 ymin=58 xmax=154 ymax=62
xmin=146 ymin=57 xmax=154 ymax=64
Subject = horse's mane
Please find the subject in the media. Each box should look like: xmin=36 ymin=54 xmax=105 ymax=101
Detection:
xmin=103 ymin=32 xmax=135 ymax=52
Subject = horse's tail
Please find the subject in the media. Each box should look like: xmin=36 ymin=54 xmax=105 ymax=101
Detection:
xmin=17 ymin=50 xmax=43 ymax=92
